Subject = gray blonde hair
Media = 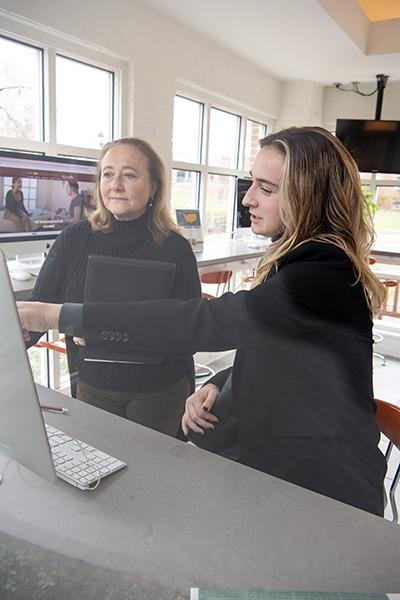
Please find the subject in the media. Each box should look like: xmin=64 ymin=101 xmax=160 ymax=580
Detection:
xmin=89 ymin=137 xmax=180 ymax=244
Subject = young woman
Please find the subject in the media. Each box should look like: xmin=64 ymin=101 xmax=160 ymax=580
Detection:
xmin=19 ymin=127 xmax=387 ymax=514
xmin=26 ymin=138 xmax=201 ymax=437
xmin=4 ymin=177 xmax=32 ymax=232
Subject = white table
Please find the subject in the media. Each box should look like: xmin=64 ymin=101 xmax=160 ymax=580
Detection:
xmin=10 ymin=236 xmax=267 ymax=299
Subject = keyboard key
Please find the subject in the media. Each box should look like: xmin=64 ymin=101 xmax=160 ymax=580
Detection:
xmin=45 ymin=423 xmax=126 ymax=490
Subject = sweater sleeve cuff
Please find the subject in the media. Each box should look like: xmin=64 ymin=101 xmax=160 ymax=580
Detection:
xmin=59 ymin=303 xmax=84 ymax=337
xmin=205 ymin=366 xmax=232 ymax=390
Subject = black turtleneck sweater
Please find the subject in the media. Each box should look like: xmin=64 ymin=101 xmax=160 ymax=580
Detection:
xmin=29 ymin=213 xmax=201 ymax=392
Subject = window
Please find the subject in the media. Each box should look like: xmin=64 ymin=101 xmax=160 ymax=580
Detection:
xmin=374 ymin=183 xmax=400 ymax=253
xmin=205 ymin=174 xmax=236 ymax=235
xmin=172 ymin=94 xmax=270 ymax=238
xmin=208 ymin=108 xmax=240 ymax=169
xmin=0 ymin=32 xmax=124 ymax=157
xmin=172 ymin=96 xmax=203 ymax=163
xmin=171 ymin=169 xmax=199 ymax=210
xmin=56 ymin=56 xmax=114 ymax=149
xmin=0 ymin=36 xmax=43 ymax=141
xmin=244 ymin=120 xmax=268 ymax=173
xmin=362 ymin=174 xmax=400 ymax=253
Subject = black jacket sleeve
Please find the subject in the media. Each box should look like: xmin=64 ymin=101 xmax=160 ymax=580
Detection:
xmin=59 ymin=242 xmax=367 ymax=366
xmin=206 ymin=366 xmax=232 ymax=390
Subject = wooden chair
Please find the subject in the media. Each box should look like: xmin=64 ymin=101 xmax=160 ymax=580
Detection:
xmin=200 ymin=270 xmax=233 ymax=297
xmin=378 ymin=279 xmax=399 ymax=319
xmin=34 ymin=336 xmax=74 ymax=393
xmin=374 ymin=399 xmax=400 ymax=523
xmin=35 ymin=336 xmax=67 ymax=354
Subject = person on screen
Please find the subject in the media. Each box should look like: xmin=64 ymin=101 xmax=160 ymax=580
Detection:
xmin=18 ymin=127 xmax=387 ymax=515
xmin=4 ymin=177 xmax=32 ymax=232
xmin=82 ymin=189 xmax=96 ymax=217
xmin=24 ymin=137 xmax=201 ymax=437
xmin=63 ymin=178 xmax=83 ymax=224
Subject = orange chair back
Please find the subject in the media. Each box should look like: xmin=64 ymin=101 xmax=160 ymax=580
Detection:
xmin=200 ymin=270 xmax=232 ymax=285
xmin=35 ymin=337 xmax=67 ymax=354
xmin=375 ymin=399 xmax=400 ymax=448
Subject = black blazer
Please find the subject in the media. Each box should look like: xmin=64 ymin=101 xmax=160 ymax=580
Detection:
xmin=81 ymin=241 xmax=386 ymax=515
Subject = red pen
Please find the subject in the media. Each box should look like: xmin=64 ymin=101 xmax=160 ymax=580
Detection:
xmin=40 ymin=404 xmax=69 ymax=414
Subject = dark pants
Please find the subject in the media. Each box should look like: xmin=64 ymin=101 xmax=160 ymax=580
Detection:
xmin=77 ymin=377 xmax=191 ymax=438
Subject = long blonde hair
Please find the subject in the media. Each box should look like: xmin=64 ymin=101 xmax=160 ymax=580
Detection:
xmin=252 ymin=126 xmax=386 ymax=314
xmin=89 ymin=138 xmax=180 ymax=244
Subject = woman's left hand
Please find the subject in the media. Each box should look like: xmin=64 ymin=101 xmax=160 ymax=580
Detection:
xmin=182 ymin=383 xmax=220 ymax=436
xmin=73 ymin=337 xmax=86 ymax=346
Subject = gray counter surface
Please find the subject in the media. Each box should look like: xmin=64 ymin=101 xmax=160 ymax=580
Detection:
xmin=0 ymin=385 xmax=399 ymax=598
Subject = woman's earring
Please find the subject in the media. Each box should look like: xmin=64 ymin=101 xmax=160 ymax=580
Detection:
xmin=148 ymin=197 xmax=154 ymax=208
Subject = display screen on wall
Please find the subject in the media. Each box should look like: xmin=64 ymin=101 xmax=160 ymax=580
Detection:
xmin=336 ymin=119 xmax=400 ymax=174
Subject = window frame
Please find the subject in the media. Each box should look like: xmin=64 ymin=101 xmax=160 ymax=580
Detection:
xmin=0 ymin=34 xmax=45 ymax=143
xmin=0 ymin=26 xmax=128 ymax=160
xmin=361 ymin=173 xmax=400 ymax=253
xmin=171 ymin=89 xmax=272 ymax=235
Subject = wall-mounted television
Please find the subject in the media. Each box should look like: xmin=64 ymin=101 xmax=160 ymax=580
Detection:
xmin=235 ymin=177 xmax=252 ymax=229
xmin=335 ymin=119 xmax=400 ymax=174
xmin=0 ymin=150 xmax=97 ymax=254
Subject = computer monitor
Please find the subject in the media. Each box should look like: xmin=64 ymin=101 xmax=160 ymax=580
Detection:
xmin=0 ymin=249 xmax=56 ymax=483
xmin=235 ymin=177 xmax=252 ymax=229
xmin=175 ymin=208 xmax=202 ymax=228
xmin=0 ymin=150 xmax=97 ymax=257
xmin=175 ymin=209 xmax=203 ymax=246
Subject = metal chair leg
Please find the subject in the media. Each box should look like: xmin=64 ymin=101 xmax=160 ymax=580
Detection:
xmin=389 ymin=464 xmax=400 ymax=523
xmin=373 ymin=351 xmax=386 ymax=366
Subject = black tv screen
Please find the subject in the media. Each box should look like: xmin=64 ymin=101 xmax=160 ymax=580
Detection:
xmin=0 ymin=150 xmax=97 ymax=243
xmin=335 ymin=119 xmax=400 ymax=174
xmin=235 ymin=177 xmax=252 ymax=228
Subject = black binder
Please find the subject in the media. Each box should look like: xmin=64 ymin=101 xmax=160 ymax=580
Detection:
xmin=81 ymin=255 xmax=176 ymax=364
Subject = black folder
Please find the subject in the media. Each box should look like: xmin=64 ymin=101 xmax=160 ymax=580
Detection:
xmin=81 ymin=255 xmax=176 ymax=364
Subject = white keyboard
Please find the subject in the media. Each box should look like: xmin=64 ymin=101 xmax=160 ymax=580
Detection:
xmin=45 ymin=424 xmax=126 ymax=490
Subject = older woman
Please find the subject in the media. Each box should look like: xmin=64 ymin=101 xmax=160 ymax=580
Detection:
xmin=27 ymin=138 xmax=201 ymax=437
xmin=19 ymin=127 xmax=387 ymax=514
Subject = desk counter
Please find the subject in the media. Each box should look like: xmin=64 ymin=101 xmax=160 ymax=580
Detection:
xmin=0 ymin=385 xmax=399 ymax=598
xmin=10 ymin=236 xmax=266 ymax=300
xmin=193 ymin=237 xmax=267 ymax=269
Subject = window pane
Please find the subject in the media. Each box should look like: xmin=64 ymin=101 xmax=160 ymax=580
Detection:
xmin=374 ymin=184 xmax=400 ymax=252
xmin=56 ymin=55 xmax=113 ymax=148
xmin=205 ymin=173 xmax=235 ymax=236
xmin=0 ymin=36 xmax=43 ymax=141
xmin=208 ymin=108 xmax=240 ymax=169
xmin=170 ymin=169 xmax=199 ymax=214
xmin=172 ymin=96 xmax=203 ymax=163
xmin=376 ymin=173 xmax=400 ymax=181
xmin=244 ymin=120 xmax=267 ymax=172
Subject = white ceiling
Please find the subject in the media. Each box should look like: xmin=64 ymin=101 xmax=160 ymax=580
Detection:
xmin=139 ymin=0 xmax=400 ymax=84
